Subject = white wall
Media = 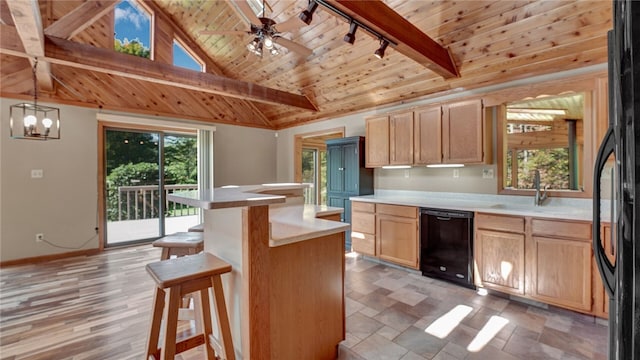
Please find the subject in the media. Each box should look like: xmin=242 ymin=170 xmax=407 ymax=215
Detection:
xmin=0 ymin=99 xmax=277 ymax=262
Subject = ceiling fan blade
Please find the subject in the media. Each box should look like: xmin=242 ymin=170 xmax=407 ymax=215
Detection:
xmin=231 ymin=0 xmax=262 ymax=26
xmin=273 ymin=16 xmax=305 ymax=33
xmin=274 ymin=37 xmax=313 ymax=57
xmin=200 ymin=30 xmax=249 ymax=36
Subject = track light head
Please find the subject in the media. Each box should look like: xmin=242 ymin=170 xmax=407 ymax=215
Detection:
xmin=374 ymin=39 xmax=389 ymax=59
xmin=343 ymin=21 xmax=358 ymax=44
xmin=299 ymin=1 xmax=318 ymax=25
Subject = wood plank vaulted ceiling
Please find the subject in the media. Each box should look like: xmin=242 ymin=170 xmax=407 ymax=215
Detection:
xmin=0 ymin=0 xmax=611 ymax=130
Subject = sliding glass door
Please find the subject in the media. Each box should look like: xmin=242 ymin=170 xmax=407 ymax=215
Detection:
xmin=104 ymin=128 xmax=198 ymax=246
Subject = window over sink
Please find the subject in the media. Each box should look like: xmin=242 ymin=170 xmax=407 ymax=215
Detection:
xmin=497 ymin=91 xmax=593 ymax=197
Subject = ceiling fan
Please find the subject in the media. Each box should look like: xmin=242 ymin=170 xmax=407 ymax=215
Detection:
xmin=200 ymin=0 xmax=312 ymax=58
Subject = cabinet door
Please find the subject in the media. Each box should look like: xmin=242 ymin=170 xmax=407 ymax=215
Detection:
xmin=365 ymin=116 xmax=390 ymax=167
xmin=389 ymin=112 xmax=414 ymax=165
xmin=327 ymin=144 xmax=345 ymax=193
xmin=528 ymin=236 xmax=592 ymax=311
xmin=475 ymin=229 xmax=525 ymax=295
xmin=377 ymin=214 xmax=418 ymax=269
xmin=414 ymin=106 xmax=442 ymax=165
xmin=343 ymin=142 xmax=359 ymax=194
xmin=443 ymin=99 xmax=484 ymax=163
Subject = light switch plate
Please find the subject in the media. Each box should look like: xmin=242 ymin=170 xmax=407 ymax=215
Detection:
xmin=31 ymin=169 xmax=43 ymax=178
xmin=482 ymin=168 xmax=494 ymax=179
xmin=453 ymin=169 xmax=460 ymax=178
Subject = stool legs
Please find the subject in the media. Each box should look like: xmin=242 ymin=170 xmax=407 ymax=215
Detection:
xmin=146 ymin=287 xmax=165 ymax=359
xmin=160 ymin=285 xmax=182 ymax=359
xmin=197 ymin=287 xmax=216 ymax=359
xmin=212 ymin=275 xmax=235 ymax=360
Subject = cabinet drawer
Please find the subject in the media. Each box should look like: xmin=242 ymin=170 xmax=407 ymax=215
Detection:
xmin=352 ymin=212 xmax=376 ymax=234
xmin=476 ymin=213 xmax=525 ymax=233
xmin=377 ymin=204 xmax=417 ymax=218
xmin=352 ymin=201 xmax=375 ymax=213
xmin=531 ymin=219 xmax=591 ymax=241
xmin=352 ymin=233 xmax=375 ymax=256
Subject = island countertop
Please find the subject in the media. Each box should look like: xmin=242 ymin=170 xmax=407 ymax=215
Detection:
xmin=269 ymin=204 xmax=349 ymax=247
xmin=169 ymin=183 xmax=349 ymax=247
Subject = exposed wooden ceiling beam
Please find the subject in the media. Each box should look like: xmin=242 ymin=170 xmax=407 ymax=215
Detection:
xmin=0 ymin=26 xmax=318 ymax=111
xmin=321 ymin=0 xmax=459 ymax=79
xmin=6 ymin=0 xmax=53 ymax=91
xmin=44 ymin=0 xmax=118 ymax=39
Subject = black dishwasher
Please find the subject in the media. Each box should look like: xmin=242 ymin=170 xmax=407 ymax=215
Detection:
xmin=420 ymin=208 xmax=474 ymax=288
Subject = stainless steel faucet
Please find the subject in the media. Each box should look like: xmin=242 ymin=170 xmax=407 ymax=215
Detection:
xmin=534 ymin=170 xmax=548 ymax=206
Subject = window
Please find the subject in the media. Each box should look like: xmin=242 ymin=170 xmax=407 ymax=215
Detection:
xmin=114 ymin=0 xmax=152 ymax=59
xmin=173 ymin=39 xmax=204 ymax=72
xmin=501 ymin=93 xmax=585 ymax=192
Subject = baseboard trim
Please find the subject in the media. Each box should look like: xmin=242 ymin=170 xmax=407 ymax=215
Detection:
xmin=0 ymin=248 xmax=101 ymax=267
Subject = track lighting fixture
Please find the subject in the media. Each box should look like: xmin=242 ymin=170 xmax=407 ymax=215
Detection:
xmin=374 ymin=39 xmax=389 ymax=59
xmin=299 ymin=0 xmax=318 ymax=25
xmin=343 ymin=21 xmax=358 ymax=44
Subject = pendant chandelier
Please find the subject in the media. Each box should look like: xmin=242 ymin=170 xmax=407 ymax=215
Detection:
xmin=9 ymin=59 xmax=60 ymax=140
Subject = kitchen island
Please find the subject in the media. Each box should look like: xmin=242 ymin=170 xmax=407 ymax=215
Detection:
xmin=168 ymin=184 xmax=349 ymax=360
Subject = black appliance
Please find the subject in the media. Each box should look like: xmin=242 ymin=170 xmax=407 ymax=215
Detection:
xmin=593 ymin=1 xmax=640 ymax=358
xmin=420 ymin=208 xmax=474 ymax=288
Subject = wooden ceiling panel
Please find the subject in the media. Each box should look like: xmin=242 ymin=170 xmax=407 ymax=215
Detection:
xmin=0 ymin=0 xmax=612 ymax=130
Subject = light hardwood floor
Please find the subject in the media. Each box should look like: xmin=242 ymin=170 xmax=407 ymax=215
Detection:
xmin=1 ymin=245 xmax=608 ymax=360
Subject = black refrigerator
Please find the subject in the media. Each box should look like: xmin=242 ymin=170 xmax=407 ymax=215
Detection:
xmin=593 ymin=0 xmax=640 ymax=358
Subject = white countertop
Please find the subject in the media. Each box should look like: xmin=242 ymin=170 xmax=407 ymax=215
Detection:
xmin=350 ymin=190 xmax=594 ymax=221
xmin=167 ymin=184 xmax=305 ymax=209
xmin=269 ymin=204 xmax=349 ymax=247
xmin=169 ymin=183 xmax=349 ymax=247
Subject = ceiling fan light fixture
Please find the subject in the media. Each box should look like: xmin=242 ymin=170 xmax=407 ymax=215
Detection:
xmin=299 ymin=0 xmax=318 ymax=25
xmin=343 ymin=21 xmax=358 ymax=44
xmin=264 ymin=36 xmax=274 ymax=49
xmin=374 ymin=39 xmax=389 ymax=59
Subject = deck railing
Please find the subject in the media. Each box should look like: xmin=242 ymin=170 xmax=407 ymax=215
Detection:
xmin=116 ymin=184 xmax=198 ymax=221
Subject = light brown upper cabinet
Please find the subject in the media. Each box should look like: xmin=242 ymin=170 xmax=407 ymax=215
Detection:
xmin=365 ymin=115 xmax=389 ymax=167
xmin=413 ymin=106 xmax=443 ymax=165
xmin=443 ymin=99 xmax=486 ymax=164
xmin=366 ymin=99 xmax=489 ymax=167
xmin=389 ymin=112 xmax=414 ymax=165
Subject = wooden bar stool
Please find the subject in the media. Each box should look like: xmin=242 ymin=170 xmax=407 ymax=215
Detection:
xmin=145 ymin=252 xmax=235 ymax=360
xmin=188 ymin=223 xmax=204 ymax=232
xmin=152 ymin=232 xmax=204 ymax=261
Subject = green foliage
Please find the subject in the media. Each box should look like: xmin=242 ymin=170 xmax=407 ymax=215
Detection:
xmin=164 ymin=136 xmax=197 ymax=184
xmin=115 ymin=38 xmax=150 ymax=59
xmin=517 ymin=148 xmax=570 ymax=189
xmin=105 ymin=131 xmax=158 ymax=173
xmin=106 ymin=162 xmax=159 ymax=221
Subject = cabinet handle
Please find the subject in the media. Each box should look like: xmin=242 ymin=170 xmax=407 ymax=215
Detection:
xmin=339 ymin=167 xmax=344 ymax=171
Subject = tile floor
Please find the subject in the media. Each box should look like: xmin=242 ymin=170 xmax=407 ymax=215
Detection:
xmin=338 ymin=255 xmax=609 ymax=360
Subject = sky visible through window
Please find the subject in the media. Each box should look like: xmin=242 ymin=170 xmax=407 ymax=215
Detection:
xmin=115 ymin=0 xmax=202 ymax=71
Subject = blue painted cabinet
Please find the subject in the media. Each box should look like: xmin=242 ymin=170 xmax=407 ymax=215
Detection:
xmin=326 ymin=136 xmax=374 ymax=251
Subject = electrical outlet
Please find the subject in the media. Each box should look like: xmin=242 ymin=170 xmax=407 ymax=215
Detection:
xmin=453 ymin=169 xmax=460 ymax=178
xmin=482 ymin=168 xmax=495 ymax=179
xmin=31 ymin=169 xmax=43 ymax=178
xmin=404 ymin=169 xmax=410 ymax=178
xmin=36 ymin=233 xmax=44 ymax=242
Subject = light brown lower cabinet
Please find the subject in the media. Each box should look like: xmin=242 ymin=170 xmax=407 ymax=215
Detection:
xmin=527 ymin=236 xmax=592 ymax=312
xmin=475 ymin=213 xmax=596 ymax=315
xmin=377 ymin=216 xmax=418 ymax=268
xmin=351 ymin=202 xmax=376 ymax=256
xmin=351 ymin=202 xmax=419 ymax=269
xmin=475 ymin=229 xmax=526 ymax=295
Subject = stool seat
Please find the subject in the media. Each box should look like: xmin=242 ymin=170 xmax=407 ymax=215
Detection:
xmin=145 ymin=252 xmax=235 ymax=360
xmin=146 ymin=252 xmax=231 ymax=289
xmin=152 ymin=232 xmax=204 ymax=260
xmin=188 ymin=223 xmax=205 ymax=232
